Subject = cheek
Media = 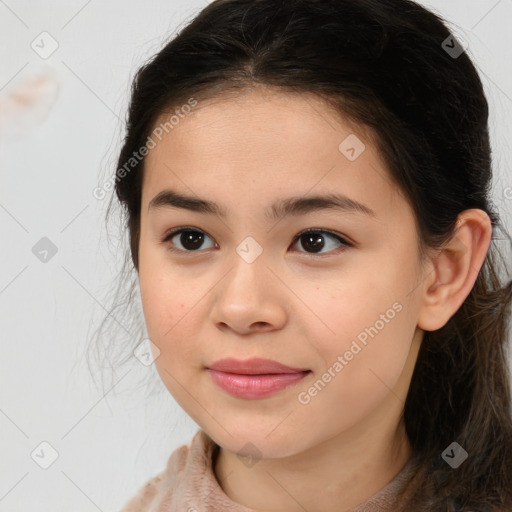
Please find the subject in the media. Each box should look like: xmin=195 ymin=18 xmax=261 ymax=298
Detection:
xmin=139 ymin=276 xmax=186 ymax=365
xmin=300 ymin=260 xmax=418 ymax=397
xmin=139 ymin=275 xmax=173 ymax=337
xmin=138 ymin=265 xmax=208 ymax=377
xmin=313 ymin=301 xmax=411 ymax=384
xmin=293 ymin=308 xmax=415 ymax=439
xmin=138 ymin=246 xmax=193 ymax=335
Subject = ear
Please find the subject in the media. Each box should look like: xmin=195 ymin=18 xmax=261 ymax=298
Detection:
xmin=417 ymin=209 xmax=492 ymax=332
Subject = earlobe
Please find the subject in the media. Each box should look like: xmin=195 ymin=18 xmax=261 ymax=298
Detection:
xmin=417 ymin=209 xmax=492 ymax=332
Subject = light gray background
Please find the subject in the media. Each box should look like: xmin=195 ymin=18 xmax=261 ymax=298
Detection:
xmin=0 ymin=1 xmax=511 ymax=511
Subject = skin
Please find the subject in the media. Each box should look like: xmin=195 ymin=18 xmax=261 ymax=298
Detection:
xmin=137 ymin=85 xmax=492 ymax=512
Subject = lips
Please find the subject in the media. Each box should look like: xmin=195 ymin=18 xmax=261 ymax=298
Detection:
xmin=207 ymin=357 xmax=309 ymax=375
xmin=206 ymin=357 xmax=311 ymax=399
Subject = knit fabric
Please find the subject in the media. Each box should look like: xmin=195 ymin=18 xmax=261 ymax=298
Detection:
xmin=118 ymin=429 xmax=418 ymax=512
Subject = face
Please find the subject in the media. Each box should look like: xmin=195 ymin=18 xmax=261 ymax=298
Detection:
xmin=138 ymin=86 xmax=426 ymax=459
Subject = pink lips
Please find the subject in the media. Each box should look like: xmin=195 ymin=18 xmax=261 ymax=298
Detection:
xmin=207 ymin=357 xmax=310 ymax=399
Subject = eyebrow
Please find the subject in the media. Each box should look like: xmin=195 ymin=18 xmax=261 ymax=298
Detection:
xmin=148 ymin=189 xmax=376 ymax=220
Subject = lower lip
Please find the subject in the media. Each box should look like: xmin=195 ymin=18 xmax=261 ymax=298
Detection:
xmin=207 ymin=369 xmax=310 ymax=399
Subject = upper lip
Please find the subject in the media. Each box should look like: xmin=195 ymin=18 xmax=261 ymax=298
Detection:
xmin=207 ymin=357 xmax=309 ymax=375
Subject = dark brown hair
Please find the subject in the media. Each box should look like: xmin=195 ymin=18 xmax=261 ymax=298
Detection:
xmin=93 ymin=0 xmax=512 ymax=509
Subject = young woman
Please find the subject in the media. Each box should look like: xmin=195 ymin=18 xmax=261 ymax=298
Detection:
xmin=104 ymin=0 xmax=512 ymax=510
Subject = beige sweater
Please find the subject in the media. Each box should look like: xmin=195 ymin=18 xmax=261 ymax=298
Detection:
xmin=118 ymin=429 xmax=418 ymax=512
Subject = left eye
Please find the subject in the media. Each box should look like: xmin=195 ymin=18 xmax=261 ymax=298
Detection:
xmin=290 ymin=229 xmax=352 ymax=255
xmin=162 ymin=228 xmax=351 ymax=255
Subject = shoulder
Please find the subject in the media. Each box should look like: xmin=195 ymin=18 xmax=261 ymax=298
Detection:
xmin=116 ymin=471 xmax=166 ymax=512
xmin=117 ymin=431 xmax=204 ymax=512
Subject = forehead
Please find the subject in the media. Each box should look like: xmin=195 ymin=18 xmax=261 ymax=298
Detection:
xmin=141 ymin=87 xmax=404 ymax=223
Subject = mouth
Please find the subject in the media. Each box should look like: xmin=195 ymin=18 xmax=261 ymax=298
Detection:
xmin=207 ymin=357 xmax=310 ymax=374
xmin=206 ymin=357 xmax=311 ymax=399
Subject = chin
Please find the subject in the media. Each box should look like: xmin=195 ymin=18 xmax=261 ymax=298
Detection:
xmin=204 ymin=423 xmax=308 ymax=460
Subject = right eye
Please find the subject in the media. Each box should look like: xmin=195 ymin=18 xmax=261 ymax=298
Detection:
xmin=162 ymin=227 xmax=217 ymax=254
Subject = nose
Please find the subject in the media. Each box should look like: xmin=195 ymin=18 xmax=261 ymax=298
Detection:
xmin=209 ymin=250 xmax=288 ymax=336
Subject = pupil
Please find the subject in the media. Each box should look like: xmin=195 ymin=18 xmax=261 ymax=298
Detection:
xmin=303 ymin=233 xmax=324 ymax=253
xmin=181 ymin=231 xmax=204 ymax=250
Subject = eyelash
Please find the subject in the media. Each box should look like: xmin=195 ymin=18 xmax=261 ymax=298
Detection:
xmin=161 ymin=226 xmax=353 ymax=257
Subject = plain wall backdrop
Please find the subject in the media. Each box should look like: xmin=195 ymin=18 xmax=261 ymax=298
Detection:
xmin=0 ymin=1 xmax=511 ymax=511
